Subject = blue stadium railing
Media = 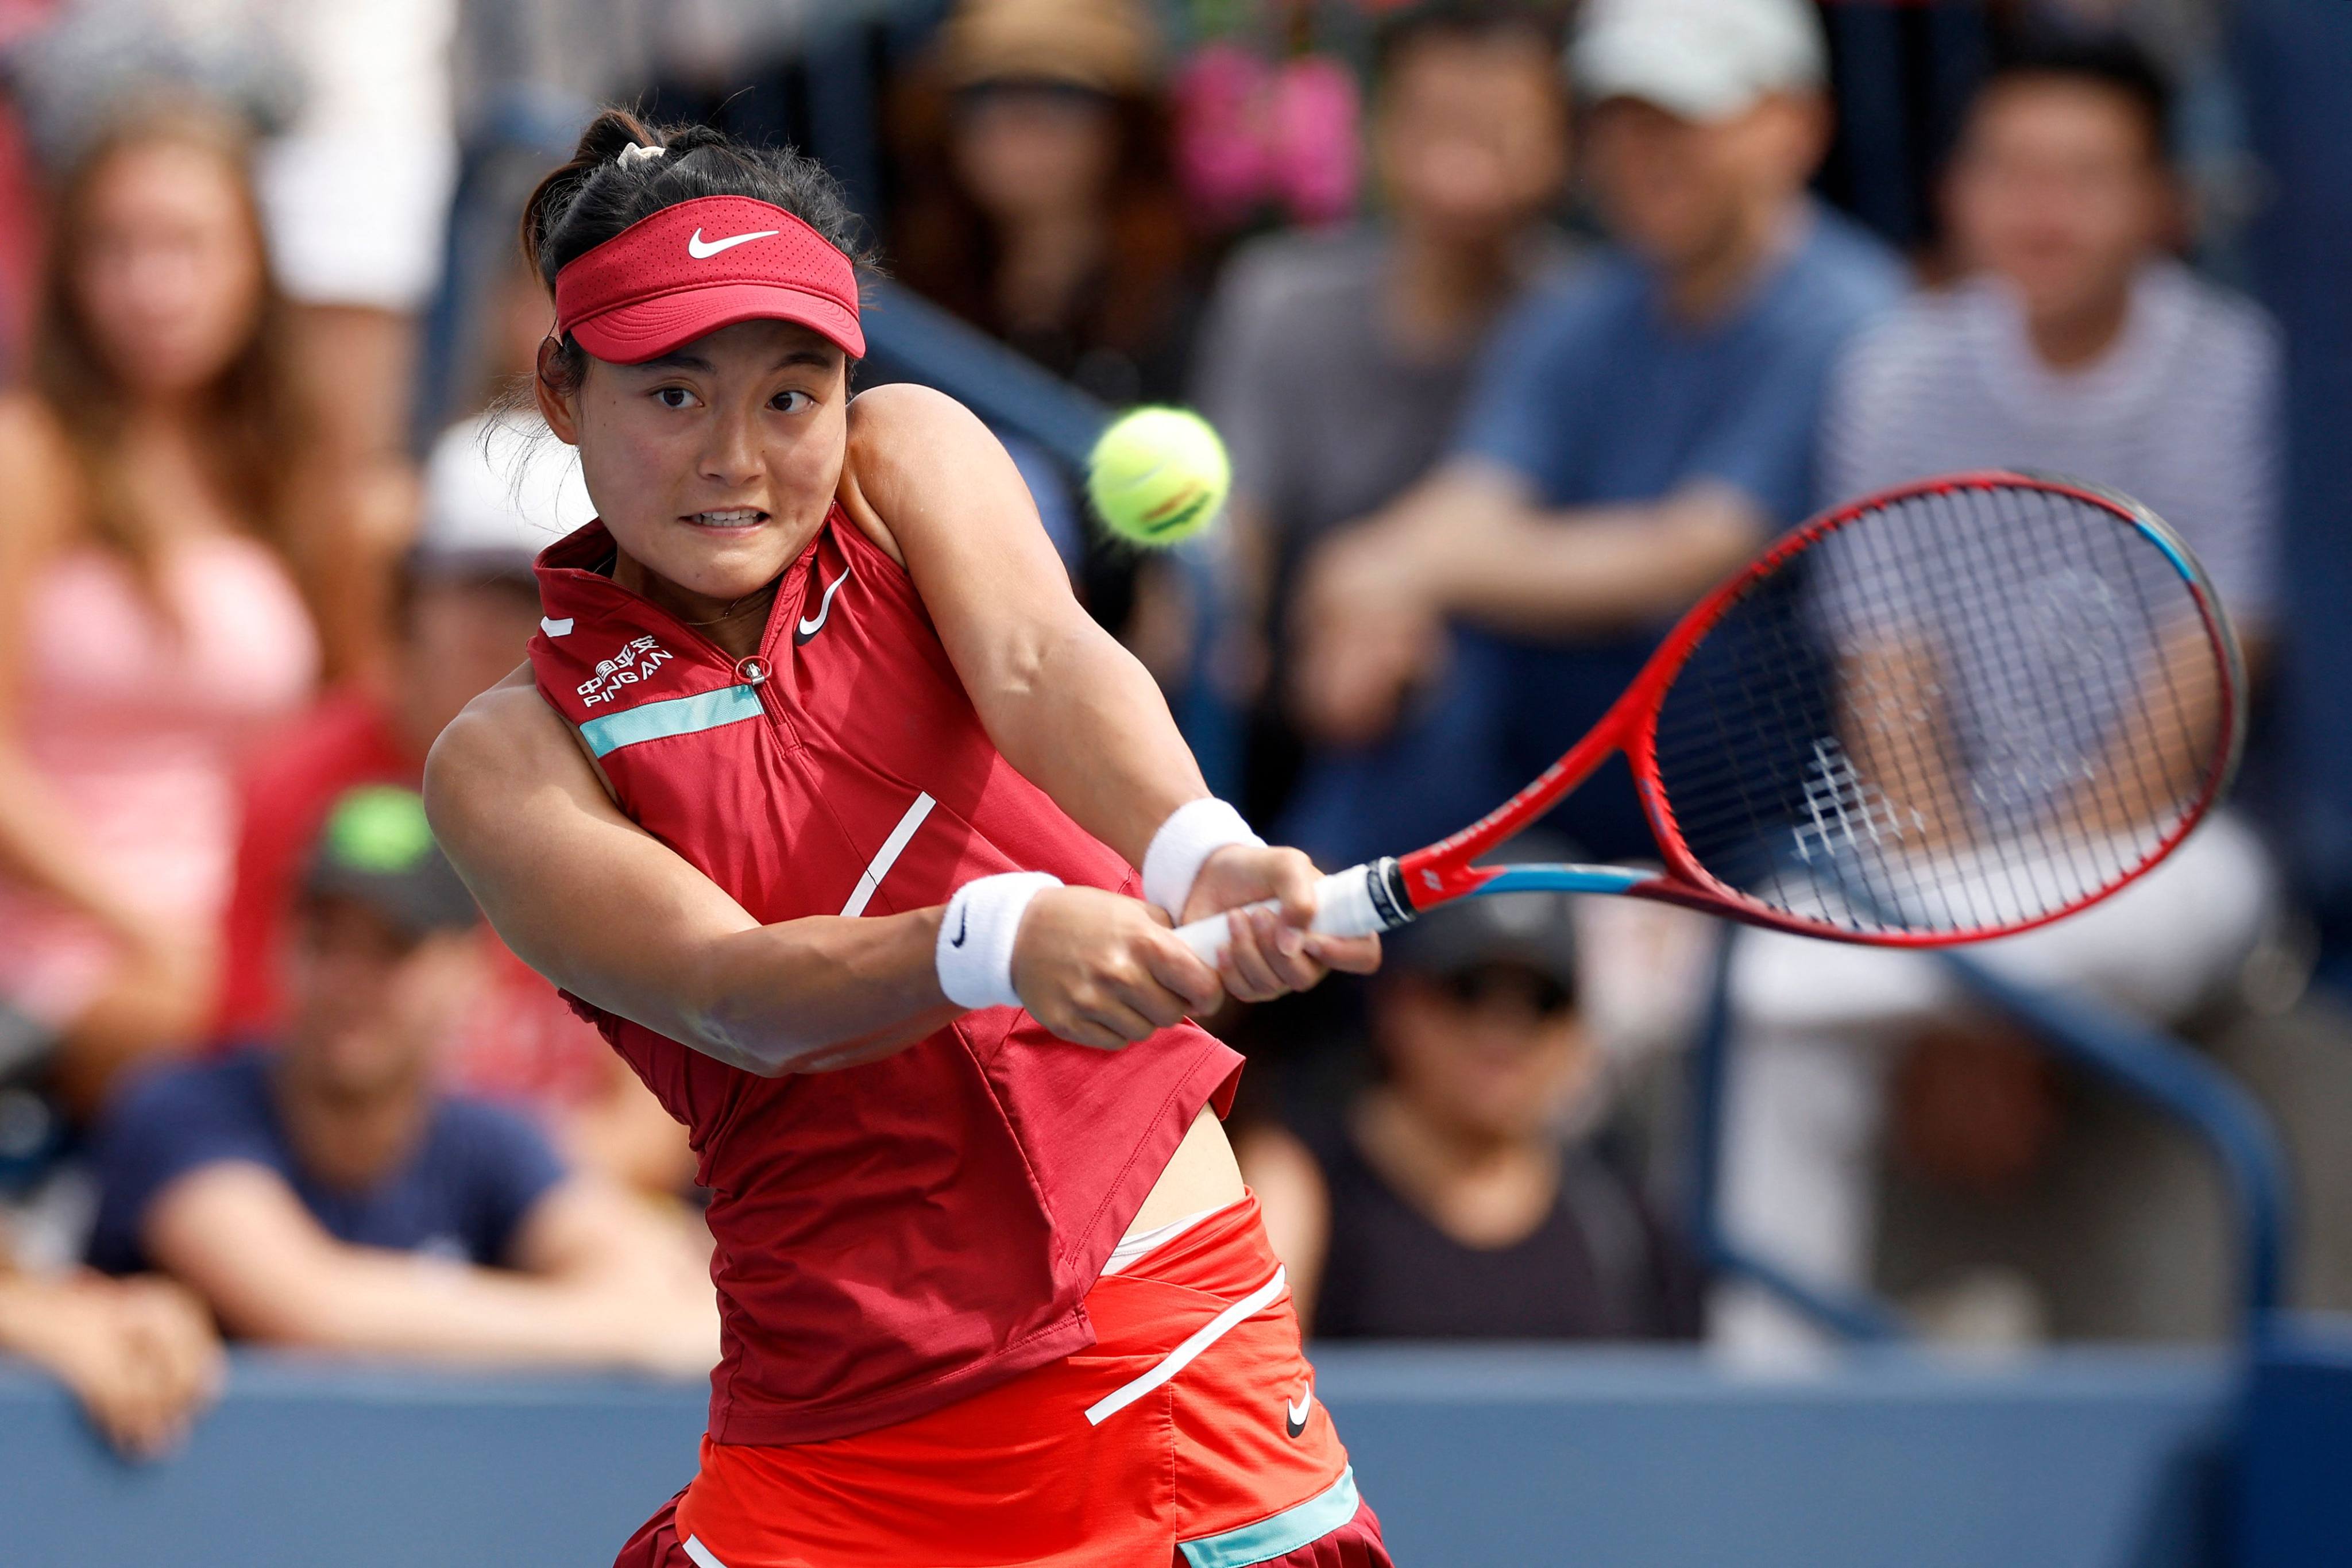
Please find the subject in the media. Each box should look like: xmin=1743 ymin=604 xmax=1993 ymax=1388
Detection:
xmin=1687 ymin=924 xmax=2296 ymax=1345
xmin=862 ymin=279 xmax=1112 ymax=469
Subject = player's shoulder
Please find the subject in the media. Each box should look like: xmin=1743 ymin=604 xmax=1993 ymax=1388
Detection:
xmin=845 ymin=380 xmax=986 ymax=453
xmin=423 ymin=671 xmax=580 ymax=827
xmin=434 ymin=669 xmax=568 ymax=759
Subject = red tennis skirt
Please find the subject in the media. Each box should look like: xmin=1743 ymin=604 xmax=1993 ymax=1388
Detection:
xmin=616 ymin=1194 xmax=1389 ymax=1567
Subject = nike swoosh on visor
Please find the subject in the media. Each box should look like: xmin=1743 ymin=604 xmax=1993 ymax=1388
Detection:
xmin=688 ymin=227 xmax=779 ymax=258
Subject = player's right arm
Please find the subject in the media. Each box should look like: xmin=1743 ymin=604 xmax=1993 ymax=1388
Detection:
xmin=424 ymin=671 xmax=1221 ymax=1074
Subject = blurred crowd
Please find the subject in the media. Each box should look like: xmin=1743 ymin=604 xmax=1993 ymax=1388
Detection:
xmin=1 ymin=0 xmax=2349 ymax=1461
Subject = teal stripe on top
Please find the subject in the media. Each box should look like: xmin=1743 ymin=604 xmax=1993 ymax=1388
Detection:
xmin=580 ymin=684 xmax=764 ymax=758
xmin=1180 ymin=1467 xmax=1359 ymax=1568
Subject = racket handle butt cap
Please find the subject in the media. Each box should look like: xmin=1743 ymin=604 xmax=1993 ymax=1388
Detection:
xmin=1172 ymin=860 xmax=1403 ymax=965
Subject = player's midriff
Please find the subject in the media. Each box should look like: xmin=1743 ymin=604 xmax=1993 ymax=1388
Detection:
xmin=528 ymin=511 xmax=1243 ymax=1445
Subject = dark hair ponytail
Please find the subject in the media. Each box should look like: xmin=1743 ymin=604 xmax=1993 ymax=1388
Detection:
xmin=520 ymin=109 xmax=872 ymax=386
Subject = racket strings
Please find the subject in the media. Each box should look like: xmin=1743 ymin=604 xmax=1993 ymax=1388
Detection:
xmin=1648 ymin=482 xmax=2229 ymax=937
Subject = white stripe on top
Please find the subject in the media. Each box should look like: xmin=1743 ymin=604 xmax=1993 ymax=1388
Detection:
xmin=839 ymin=791 xmax=935 ymax=917
xmin=681 ymin=1535 xmax=730 ymax=1568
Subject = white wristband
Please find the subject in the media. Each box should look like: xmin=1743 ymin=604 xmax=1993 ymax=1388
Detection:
xmin=1141 ymin=798 xmax=1265 ymax=920
xmin=937 ymin=872 xmax=1062 ymax=1011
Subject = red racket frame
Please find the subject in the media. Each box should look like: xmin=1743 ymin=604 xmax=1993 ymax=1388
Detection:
xmin=1392 ymin=471 xmax=2245 ymax=946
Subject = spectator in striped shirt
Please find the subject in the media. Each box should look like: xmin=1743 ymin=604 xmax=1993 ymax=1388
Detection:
xmin=1717 ymin=33 xmax=2284 ymax=1361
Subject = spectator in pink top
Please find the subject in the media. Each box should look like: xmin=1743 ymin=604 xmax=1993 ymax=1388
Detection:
xmin=0 ymin=104 xmax=331 ymax=1117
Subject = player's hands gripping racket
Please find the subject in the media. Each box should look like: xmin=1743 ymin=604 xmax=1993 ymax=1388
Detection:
xmin=1178 ymin=472 xmax=2244 ymax=962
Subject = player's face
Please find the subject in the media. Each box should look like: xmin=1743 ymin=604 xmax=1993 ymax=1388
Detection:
xmin=72 ymin=138 xmax=265 ymax=399
xmin=1377 ymin=965 xmax=1594 ymax=1142
xmin=550 ymin=319 xmax=850 ymax=606
xmin=1375 ymin=33 xmax=1569 ymax=250
xmin=1948 ymin=80 xmax=2173 ymax=331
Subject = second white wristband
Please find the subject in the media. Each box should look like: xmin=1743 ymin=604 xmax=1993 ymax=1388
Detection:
xmin=936 ymin=872 xmax=1062 ymax=1011
xmin=1141 ymin=798 xmax=1265 ymax=920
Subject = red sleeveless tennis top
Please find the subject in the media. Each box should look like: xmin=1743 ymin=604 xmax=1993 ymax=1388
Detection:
xmin=527 ymin=510 xmax=1242 ymax=1445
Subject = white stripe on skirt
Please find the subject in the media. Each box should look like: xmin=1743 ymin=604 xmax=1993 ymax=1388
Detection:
xmin=1084 ymin=1266 xmax=1287 ymax=1426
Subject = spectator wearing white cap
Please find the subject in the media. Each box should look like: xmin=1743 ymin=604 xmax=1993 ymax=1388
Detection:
xmin=1279 ymin=0 xmax=1905 ymax=875
xmin=214 ymin=416 xmax=696 ymax=1197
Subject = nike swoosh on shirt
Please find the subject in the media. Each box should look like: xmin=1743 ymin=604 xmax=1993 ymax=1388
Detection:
xmin=1285 ymin=1387 xmax=1312 ymax=1438
xmin=795 ymin=566 xmax=851 ymax=644
xmin=688 ymin=227 xmax=778 ymax=259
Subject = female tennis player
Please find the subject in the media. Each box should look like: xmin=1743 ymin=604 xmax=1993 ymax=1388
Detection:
xmin=424 ymin=112 xmax=1392 ymax=1567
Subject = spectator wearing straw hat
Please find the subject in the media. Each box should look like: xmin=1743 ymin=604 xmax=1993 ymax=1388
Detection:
xmin=889 ymin=0 xmax=1195 ymax=410
xmin=887 ymin=0 xmax=1207 ymax=670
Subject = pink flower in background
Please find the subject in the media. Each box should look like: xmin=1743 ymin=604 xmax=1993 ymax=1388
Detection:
xmin=1269 ymin=55 xmax=1359 ymax=227
xmin=1173 ymin=43 xmax=1276 ymax=229
xmin=1173 ymin=43 xmax=1360 ymax=231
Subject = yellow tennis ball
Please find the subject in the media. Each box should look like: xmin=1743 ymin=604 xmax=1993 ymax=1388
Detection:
xmin=1086 ymin=407 xmax=1231 ymax=547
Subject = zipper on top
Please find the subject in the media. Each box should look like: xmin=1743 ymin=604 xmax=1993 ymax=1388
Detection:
xmin=543 ymin=520 xmax=828 ymax=746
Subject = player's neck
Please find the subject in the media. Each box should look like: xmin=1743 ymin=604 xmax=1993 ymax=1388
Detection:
xmin=615 ymin=554 xmax=783 ymax=661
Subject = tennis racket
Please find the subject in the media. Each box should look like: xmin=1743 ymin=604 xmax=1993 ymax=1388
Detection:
xmin=1176 ymin=472 xmax=2244 ymax=961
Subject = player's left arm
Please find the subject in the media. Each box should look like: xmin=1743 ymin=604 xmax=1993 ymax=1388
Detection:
xmin=837 ymin=384 xmax=1377 ymax=999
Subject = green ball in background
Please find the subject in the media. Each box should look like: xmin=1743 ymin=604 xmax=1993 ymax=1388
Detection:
xmin=1085 ymin=406 xmax=1231 ymax=547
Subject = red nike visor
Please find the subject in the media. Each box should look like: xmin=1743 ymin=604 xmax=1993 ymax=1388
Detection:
xmin=553 ymin=194 xmax=864 ymax=364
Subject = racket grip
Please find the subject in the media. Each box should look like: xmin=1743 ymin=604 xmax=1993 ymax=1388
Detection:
xmin=1172 ymin=859 xmax=1408 ymax=966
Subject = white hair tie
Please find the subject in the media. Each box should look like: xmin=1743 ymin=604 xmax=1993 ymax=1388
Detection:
xmin=617 ymin=142 xmax=667 ymax=168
